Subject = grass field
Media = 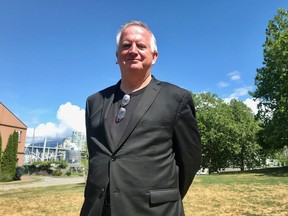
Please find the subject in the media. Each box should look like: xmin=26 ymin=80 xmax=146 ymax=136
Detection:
xmin=0 ymin=167 xmax=287 ymax=216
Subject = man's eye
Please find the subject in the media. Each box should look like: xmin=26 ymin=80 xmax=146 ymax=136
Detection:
xmin=137 ymin=44 xmax=146 ymax=49
xmin=122 ymin=44 xmax=131 ymax=49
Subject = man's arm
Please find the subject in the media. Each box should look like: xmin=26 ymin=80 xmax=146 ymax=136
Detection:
xmin=173 ymin=91 xmax=202 ymax=198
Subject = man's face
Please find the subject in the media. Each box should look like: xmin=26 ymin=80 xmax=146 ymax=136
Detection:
xmin=116 ymin=25 xmax=158 ymax=74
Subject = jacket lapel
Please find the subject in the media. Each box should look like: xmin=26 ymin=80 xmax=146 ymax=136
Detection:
xmin=114 ymin=78 xmax=161 ymax=152
xmin=102 ymin=83 xmax=120 ymax=153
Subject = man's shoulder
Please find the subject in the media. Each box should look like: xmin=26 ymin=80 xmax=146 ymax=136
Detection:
xmin=155 ymin=78 xmax=190 ymax=95
xmin=152 ymin=77 xmax=193 ymax=104
xmin=87 ymin=84 xmax=118 ymax=101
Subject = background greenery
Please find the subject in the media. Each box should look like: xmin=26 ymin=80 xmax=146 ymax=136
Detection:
xmin=0 ymin=131 xmax=18 ymax=182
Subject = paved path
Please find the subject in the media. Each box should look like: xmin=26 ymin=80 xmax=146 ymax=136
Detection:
xmin=0 ymin=176 xmax=85 ymax=191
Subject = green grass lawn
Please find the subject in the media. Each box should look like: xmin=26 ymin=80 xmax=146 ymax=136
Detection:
xmin=0 ymin=167 xmax=287 ymax=216
xmin=184 ymin=167 xmax=288 ymax=216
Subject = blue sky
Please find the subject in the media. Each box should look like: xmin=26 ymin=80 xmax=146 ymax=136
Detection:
xmin=1 ymin=0 xmax=288 ymax=138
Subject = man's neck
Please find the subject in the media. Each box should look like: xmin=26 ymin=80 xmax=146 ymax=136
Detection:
xmin=120 ymin=74 xmax=152 ymax=94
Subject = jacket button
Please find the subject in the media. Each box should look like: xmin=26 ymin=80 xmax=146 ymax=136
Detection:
xmin=111 ymin=155 xmax=116 ymax=161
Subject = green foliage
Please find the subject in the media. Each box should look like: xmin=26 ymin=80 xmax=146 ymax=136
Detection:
xmin=80 ymin=142 xmax=89 ymax=177
xmin=229 ymin=100 xmax=261 ymax=170
xmin=251 ymin=8 xmax=288 ymax=150
xmin=23 ymin=161 xmax=68 ymax=175
xmin=56 ymin=161 xmax=69 ymax=169
xmin=193 ymin=93 xmax=262 ymax=173
xmin=13 ymin=166 xmax=24 ymax=180
xmin=52 ymin=169 xmax=63 ymax=176
xmin=193 ymin=93 xmax=233 ymax=173
xmin=273 ymin=147 xmax=288 ymax=166
xmin=0 ymin=131 xmax=18 ymax=182
xmin=65 ymin=170 xmax=72 ymax=176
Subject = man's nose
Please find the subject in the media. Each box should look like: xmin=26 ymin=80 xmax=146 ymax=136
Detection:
xmin=128 ymin=44 xmax=138 ymax=55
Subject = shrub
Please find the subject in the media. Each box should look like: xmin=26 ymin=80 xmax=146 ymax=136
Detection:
xmin=52 ymin=169 xmax=62 ymax=176
xmin=0 ymin=131 xmax=18 ymax=182
xmin=0 ymin=174 xmax=11 ymax=182
xmin=24 ymin=161 xmax=68 ymax=176
xmin=57 ymin=161 xmax=68 ymax=169
xmin=13 ymin=166 xmax=24 ymax=180
xmin=65 ymin=170 xmax=72 ymax=176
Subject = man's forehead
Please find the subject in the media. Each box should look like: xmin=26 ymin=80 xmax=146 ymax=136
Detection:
xmin=121 ymin=25 xmax=150 ymax=38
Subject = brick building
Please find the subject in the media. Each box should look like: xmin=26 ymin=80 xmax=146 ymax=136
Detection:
xmin=0 ymin=102 xmax=27 ymax=166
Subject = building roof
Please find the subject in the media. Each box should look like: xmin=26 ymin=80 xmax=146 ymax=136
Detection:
xmin=0 ymin=102 xmax=27 ymax=129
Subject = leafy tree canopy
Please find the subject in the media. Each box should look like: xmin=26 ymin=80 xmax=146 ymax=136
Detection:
xmin=193 ymin=93 xmax=261 ymax=173
xmin=251 ymin=8 xmax=288 ymax=150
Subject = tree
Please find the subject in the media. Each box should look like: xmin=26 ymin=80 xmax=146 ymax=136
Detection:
xmin=0 ymin=131 xmax=18 ymax=181
xmin=193 ymin=93 xmax=237 ymax=173
xmin=251 ymin=8 xmax=288 ymax=150
xmin=229 ymin=100 xmax=261 ymax=171
xmin=193 ymin=93 xmax=262 ymax=173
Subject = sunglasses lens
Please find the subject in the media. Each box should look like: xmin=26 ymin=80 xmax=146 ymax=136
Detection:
xmin=116 ymin=94 xmax=130 ymax=123
xmin=121 ymin=94 xmax=130 ymax=107
xmin=116 ymin=107 xmax=126 ymax=123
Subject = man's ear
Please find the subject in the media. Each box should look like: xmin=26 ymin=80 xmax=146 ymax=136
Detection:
xmin=116 ymin=52 xmax=118 ymax=64
xmin=152 ymin=51 xmax=158 ymax=65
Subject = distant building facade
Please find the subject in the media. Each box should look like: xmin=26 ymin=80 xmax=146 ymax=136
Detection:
xmin=71 ymin=131 xmax=86 ymax=150
xmin=0 ymin=102 xmax=27 ymax=166
xmin=24 ymin=131 xmax=86 ymax=164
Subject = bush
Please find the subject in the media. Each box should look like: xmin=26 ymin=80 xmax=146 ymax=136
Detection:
xmin=65 ymin=170 xmax=72 ymax=176
xmin=13 ymin=166 xmax=24 ymax=180
xmin=56 ymin=161 xmax=69 ymax=169
xmin=52 ymin=169 xmax=62 ymax=176
xmin=23 ymin=164 xmax=36 ymax=175
xmin=0 ymin=174 xmax=11 ymax=182
xmin=23 ymin=161 xmax=68 ymax=176
xmin=0 ymin=131 xmax=18 ymax=182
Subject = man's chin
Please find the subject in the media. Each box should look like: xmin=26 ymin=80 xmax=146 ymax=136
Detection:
xmin=124 ymin=63 xmax=141 ymax=70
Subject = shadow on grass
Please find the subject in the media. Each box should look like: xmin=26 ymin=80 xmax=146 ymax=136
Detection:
xmin=220 ymin=166 xmax=288 ymax=177
xmin=245 ymin=166 xmax=288 ymax=177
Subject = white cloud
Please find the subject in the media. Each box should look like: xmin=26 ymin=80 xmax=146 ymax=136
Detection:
xmin=224 ymin=86 xmax=253 ymax=103
xmin=230 ymin=86 xmax=252 ymax=98
xmin=27 ymin=102 xmax=85 ymax=138
xmin=243 ymin=98 xmax=259 ymax=115
xmin=57 ymin=102 xmax=85 ymax=133
xmin=217 ymin=81 xmax=229 ymax=88
xmin=228 ymin=71 xmax=241 ymax=81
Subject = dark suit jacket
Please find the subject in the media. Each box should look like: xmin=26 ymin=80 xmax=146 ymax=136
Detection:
xmin=80 ymin=77 xmax=201 ymax=216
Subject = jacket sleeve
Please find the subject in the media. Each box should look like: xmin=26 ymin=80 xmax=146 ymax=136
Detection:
xmin=85 ymin=96 xmax=98 ymax=160
xmin=173 ymin=91 xmax=202 ymax=198
xmin=85 ymin=98 xmax=93 ymax=160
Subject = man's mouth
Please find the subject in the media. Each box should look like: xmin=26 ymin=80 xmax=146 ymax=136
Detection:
xmin=126 ymin=59 xmax=139 ymax=62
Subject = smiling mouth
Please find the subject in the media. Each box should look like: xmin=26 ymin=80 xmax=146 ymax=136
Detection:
xmin=126 ymin=59 xmax=139 ymax=62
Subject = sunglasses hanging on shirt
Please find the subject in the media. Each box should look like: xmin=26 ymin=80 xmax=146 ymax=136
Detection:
xmin=115 ymin=94 xmax=130 ymax=123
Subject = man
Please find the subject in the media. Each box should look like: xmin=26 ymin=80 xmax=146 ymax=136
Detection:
xmin=80 ymin=21 xmax=201 ymax=216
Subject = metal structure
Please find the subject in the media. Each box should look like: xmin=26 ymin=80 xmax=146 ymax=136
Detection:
xmin=24 ymin=131 xmax=86 ymax=164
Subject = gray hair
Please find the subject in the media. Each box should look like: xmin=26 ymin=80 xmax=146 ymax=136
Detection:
xmin=116 ymin=21 xmax=158 ymax=52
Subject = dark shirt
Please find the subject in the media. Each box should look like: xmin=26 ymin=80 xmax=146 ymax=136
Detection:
xmin=107 ymin=85 xmax=146 ymax=151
